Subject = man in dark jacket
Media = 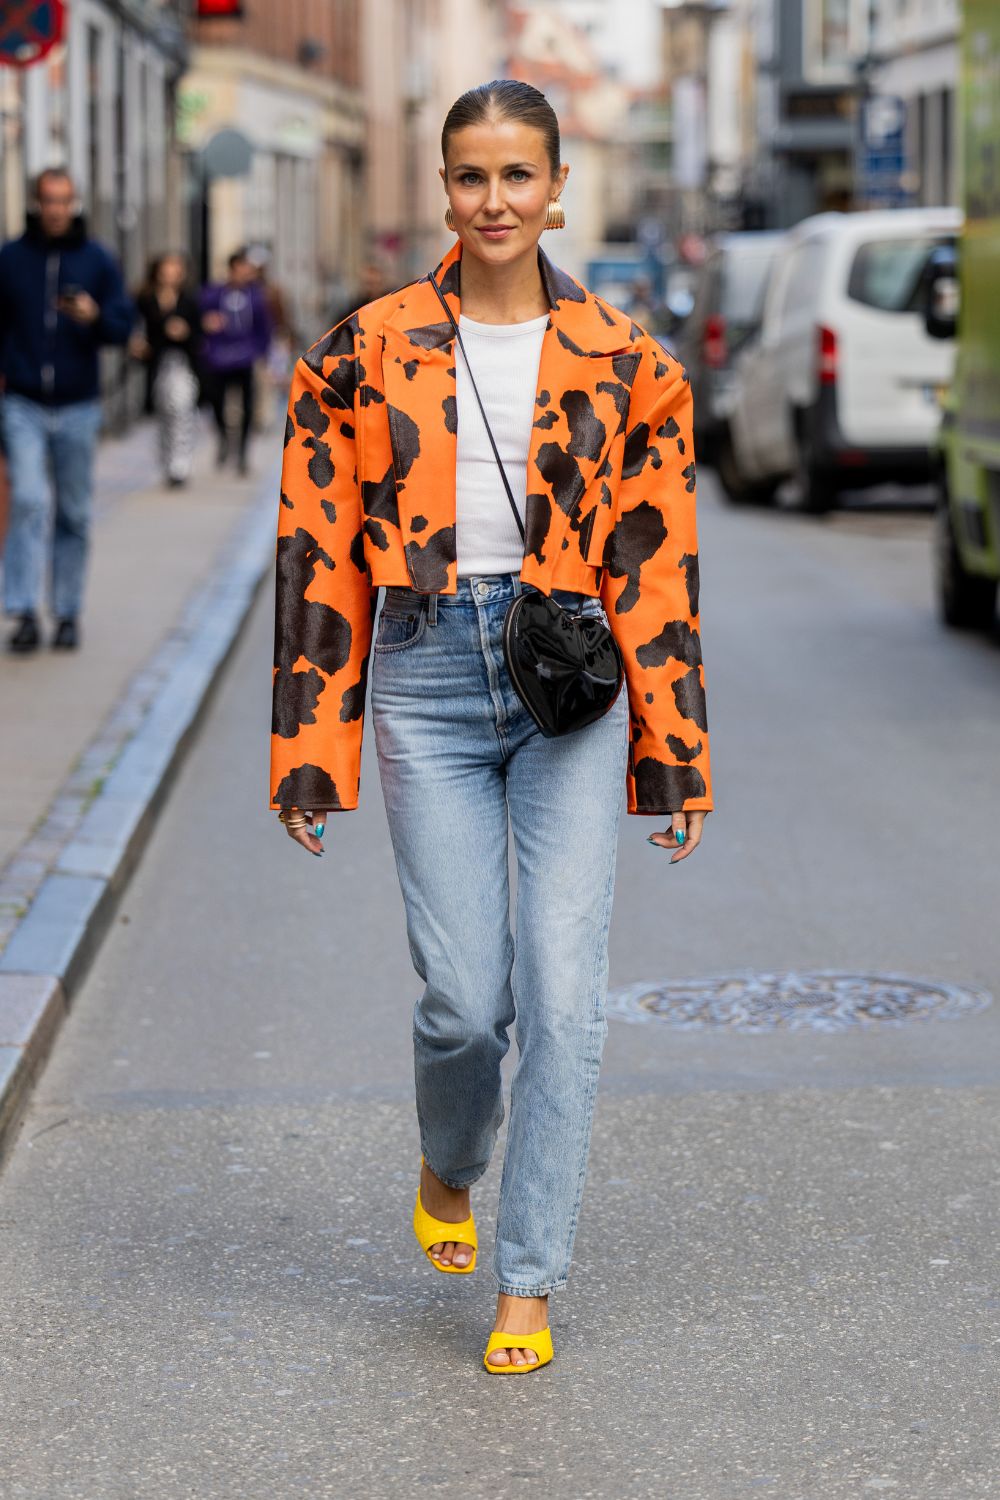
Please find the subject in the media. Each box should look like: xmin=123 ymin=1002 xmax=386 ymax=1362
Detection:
xmin=0 ymin=168 xmax=134 ymax=652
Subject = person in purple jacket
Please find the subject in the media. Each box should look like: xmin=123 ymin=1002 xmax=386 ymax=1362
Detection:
xmin=200 ymin=248 xmax=272 ymax=475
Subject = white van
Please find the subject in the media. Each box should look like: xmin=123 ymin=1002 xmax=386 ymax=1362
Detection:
xmin=726 ymin=208 xmax=960 ymax=510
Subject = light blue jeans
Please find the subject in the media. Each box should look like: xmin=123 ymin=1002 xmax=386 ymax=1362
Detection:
xmin=371 ymin=571 xmax=630 ymax=1297
xmin=2 ymin=392 xmax=103 ymax=619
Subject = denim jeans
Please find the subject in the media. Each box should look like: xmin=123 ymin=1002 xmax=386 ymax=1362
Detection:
xmin=370 ymin=571 xmax=629 ymax=1297
xmin=1 ymin=392 xmax=103 ymax=619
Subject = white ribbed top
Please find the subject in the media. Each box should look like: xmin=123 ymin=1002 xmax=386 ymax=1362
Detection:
xmin=455 ymin=311 xmax=549 ymax=576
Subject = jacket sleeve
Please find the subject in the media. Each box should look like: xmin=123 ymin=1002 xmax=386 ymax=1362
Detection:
xmin=600 ymin=336 xmax=713 ymax=816
xmin=269 ymin=331 xmax=376 ymax=812
xmin=93 ymin=249 xmax=135 ymax=347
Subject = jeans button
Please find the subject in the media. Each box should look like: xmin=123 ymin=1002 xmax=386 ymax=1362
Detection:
xmin=477 ymin=582 xmax=489 ymax=596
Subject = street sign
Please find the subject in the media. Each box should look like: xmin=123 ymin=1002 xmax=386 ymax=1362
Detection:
xmin=201 ymin=128 xmax=253 ymax=181
xmin=858 ymin=93 xmax=911 ymax=208
xmin=0 ymin=0 xmax=64 ymax=68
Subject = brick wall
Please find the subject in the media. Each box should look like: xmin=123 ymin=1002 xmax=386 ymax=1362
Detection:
xmin=196 ymin=0 xmax=361 ymax=87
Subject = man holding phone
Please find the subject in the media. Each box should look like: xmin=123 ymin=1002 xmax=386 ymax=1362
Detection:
xmin=0 ymin=168 xmax=134 ymax=652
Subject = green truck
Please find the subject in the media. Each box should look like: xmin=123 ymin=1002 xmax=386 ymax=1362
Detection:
xmin=928 ymin=0 xmax=1000 ymax=629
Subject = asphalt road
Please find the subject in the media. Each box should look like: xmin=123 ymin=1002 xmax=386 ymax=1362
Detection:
xmin=1 ymin=475 xmax=998 ymax=1499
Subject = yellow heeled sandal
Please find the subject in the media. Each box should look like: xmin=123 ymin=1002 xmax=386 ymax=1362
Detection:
xmin=483 ymin=1326 xmax=554 ymax=1373
xmin=414 ymin=1156 xmax=478 ymax=1274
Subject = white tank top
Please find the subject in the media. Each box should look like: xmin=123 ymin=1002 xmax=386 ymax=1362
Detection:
xmin=454 ymin=310 xmax=549 ymax=577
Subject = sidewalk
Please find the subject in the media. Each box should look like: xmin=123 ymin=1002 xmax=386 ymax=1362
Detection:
xmin=0 ymin=418 xmax=277 ymax=942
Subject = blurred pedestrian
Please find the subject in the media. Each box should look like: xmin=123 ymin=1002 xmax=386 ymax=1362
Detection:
xmin=0 ymin=167 xmax=134 ymax=653
xmin=245 ymin=242 xmax=294 ymax=431
xmin=627 ymin=273 xmax=670 ymax=337
xmin=326 ymin=260 xmax=394 ymax=329
xmin=271 ymin=80 xmax=713 ymax=1374
xmin=200 ymin=249 xmax=271 ymax=475
xmin=131 ymin=252 xmax=203 ymax=489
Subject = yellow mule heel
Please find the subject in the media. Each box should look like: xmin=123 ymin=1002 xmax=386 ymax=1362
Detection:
xmin=414 ymin=1156 xmax=477 ymax=1274
xmin=483 ymin=1326 xmax=554 ymax=1373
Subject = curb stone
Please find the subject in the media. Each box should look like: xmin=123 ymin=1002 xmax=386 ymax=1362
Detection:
xmin=0 ymin=460 xmax=280 ymax=1163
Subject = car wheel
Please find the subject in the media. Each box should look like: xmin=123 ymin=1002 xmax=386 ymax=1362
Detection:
xmin=790 ymin=411 xmax=837 ymax=514
xmin=716 ymin=425 xmax=777 ymax=506
xmin=935 ymin=490 xmax=997 ymax=630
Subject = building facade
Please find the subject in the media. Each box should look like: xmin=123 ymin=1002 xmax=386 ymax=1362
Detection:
xmin=0 ymin=0 xmax=189 ymax=285
xmin=871 ymin=0 xmax=959 ymax=206
xmin=179 ymin=0 xmax=365 ymax=339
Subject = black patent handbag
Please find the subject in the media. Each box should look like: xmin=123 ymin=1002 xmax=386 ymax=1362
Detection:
xmin=429 ymin=273 xmax=625 ymax=737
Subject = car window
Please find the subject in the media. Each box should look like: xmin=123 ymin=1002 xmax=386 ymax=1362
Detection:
xmin=722 ymin=245 xmax=781 ymax=325
xmin=847 ymin=237 xmax=954 ymax=312
xmin=773 ymin=242 xmax=825 ymax=333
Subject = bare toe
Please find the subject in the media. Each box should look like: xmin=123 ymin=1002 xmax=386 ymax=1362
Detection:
xmin=523 ymin=1349 xmax=538 ymax=1364
xmin=429 ymin=1241 xmax=445 ymax=1261
xmin=487 ymin=1347 xmax=511 ymax=1366
xmin=452 ymin=1242 xmax=472 ymax=1267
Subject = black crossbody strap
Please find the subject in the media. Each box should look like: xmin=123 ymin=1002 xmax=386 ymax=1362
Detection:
xmin=428 ymin=272 xmax=527 ymax=544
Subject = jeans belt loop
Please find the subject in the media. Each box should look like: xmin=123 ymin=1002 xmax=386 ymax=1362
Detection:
xmin=427 ymin=591 xmax=438 ymax=627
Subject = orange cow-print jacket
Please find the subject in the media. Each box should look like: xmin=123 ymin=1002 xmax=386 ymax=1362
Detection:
xmin=270 ymin=234 xmax=713 ymax=818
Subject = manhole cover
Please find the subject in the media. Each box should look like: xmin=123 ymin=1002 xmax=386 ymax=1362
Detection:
xmin=605 ymin=971 xmax=992 ymax=1033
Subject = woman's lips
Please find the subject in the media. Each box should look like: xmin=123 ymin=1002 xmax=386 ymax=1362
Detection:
xmin=478 ymin=226 xmax=514 ymax=238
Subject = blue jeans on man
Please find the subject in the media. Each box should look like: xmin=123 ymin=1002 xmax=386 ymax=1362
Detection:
xmin=2 ymin=392 xmax=103 ymax=628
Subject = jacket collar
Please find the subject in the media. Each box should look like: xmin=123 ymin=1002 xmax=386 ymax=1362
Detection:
xmin=382 ymin=234 xmax=633 ymax=356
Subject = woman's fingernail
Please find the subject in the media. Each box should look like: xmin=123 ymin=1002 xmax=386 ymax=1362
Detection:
xmin=675 ymin=829 xmax=685 ymax=845
xmin=647 ymin=834 xmax=659 ymax=844
xmin=315 ymin=822 xmax=325 ymax=839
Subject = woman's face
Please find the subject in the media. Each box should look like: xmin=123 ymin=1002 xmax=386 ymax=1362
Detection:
xmin=157 ymin=255 xmax=186 ymax=290
xmin=440 ymin=117 xmax=568 ymax=264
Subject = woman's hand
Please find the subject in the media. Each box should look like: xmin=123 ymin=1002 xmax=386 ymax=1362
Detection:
xmin=647 ymin=811 xmax=707 ymax=864
xmin=278 ymin=808 xmax=331 ymax=857
xmin=128 ymin=332 xmax=151 ymax=361
xmin=164 ymin=315 xmax=190 ymax=341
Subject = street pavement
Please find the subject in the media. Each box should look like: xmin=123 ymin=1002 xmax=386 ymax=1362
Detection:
xmin=0 ymin=473 xmax=998 ymax=1499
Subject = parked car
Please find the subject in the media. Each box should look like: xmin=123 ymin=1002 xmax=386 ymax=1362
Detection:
xmin=673 ymin=230 xmax=785 ymax=461
xmin=725 ymin=208 xmax=961 ymax=510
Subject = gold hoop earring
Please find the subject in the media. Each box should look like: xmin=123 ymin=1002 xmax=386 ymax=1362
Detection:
xmin=543 ymin=200 xmax=566 ymax=231
xmin=445 ymin=205 xmax=456 ymax=231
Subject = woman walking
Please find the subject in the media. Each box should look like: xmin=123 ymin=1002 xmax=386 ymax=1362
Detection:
xmin=132 ymin=253 xmax=202 ymax=488
xmin=269 ymin=81 xmax=713 ymax=1373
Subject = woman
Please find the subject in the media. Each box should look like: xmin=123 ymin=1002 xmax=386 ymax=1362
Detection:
xmin=131 ymin=252 xmax=202 ymax=488
xmin=269 ymin=81 xmax=713 ymax=1373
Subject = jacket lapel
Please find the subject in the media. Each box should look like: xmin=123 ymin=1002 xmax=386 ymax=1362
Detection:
xmin=379 ymin=235 xmax=640 ymax=592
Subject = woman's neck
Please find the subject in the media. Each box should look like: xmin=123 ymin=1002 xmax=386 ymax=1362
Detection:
xmin=458 ymin=244 xmax=548 ymax=324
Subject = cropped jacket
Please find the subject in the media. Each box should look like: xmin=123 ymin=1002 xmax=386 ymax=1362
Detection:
xmin=270 ymin=234 xmax=713 ymax=818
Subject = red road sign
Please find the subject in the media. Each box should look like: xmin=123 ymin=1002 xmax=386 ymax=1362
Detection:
xmin=0 ymin=0 xmax=65 ymax=68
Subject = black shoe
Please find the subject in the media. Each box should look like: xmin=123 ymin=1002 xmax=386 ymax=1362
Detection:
xmin=216 ymin=436 xmax=229 ymax=468
xmin=51 ymin=617 xmax=79 ymax=650
xmin=167 ymin=474 xmax=188 ymax=489
xmin=8 ymin=613 xmax=40 ymax=653
xmin=237 ymin=452 xmax=250 ymax=477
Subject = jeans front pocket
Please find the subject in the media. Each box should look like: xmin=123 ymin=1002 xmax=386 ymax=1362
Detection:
xmin=374 ymin=602 xmax=427 ymax=653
